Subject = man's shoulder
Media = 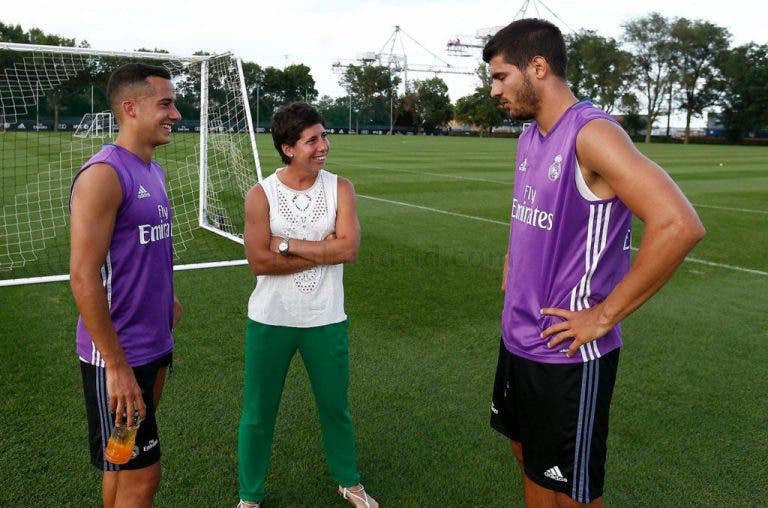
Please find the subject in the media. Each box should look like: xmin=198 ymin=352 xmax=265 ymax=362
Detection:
xmin=518 ymin=122 xmax=538 ymax=143
xmin=572 ymin=102 xmax=616 ymax=127
xmin=75 ymin=161 xmax=120 ymax=184
xmin=85 ymin=143 xmax=118 ymax=164
xmin=70 ymin=161 xmax=123 ymax=213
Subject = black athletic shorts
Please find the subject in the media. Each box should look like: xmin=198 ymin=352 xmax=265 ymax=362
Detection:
xmin=490 ymin=338 xmax=619 ymax=503
xmin=80 ymin=352 xmax=172 ymax=471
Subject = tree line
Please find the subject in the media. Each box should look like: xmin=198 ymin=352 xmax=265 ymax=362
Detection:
xmin=452 ymin=13 xmax=767 ymax=143
xmin=2 ymin=14 xmax=767 ymax=142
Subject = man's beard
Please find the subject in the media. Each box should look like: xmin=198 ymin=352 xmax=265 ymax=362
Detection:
xmin=507 ymin=74 xmax=539 ymax=121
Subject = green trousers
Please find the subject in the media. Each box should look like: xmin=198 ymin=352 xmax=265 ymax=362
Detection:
xmin=238 ymin=319 xmax=361 ymax=502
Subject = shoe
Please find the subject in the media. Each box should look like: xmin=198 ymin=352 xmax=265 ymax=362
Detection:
xmin=338 ymin=484 xmax=378 ymax=508
xmin=237 ymin=500 xmax=260 ymax=508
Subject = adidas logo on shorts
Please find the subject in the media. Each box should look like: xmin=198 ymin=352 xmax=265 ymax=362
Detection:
xmin=137 ymin=185 xmax=151 ymax=199
xmin=544 ymin=465 xmax=568 ymax=483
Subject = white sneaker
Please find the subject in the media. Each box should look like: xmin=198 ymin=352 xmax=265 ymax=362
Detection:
xmin=237 ymin=500 xmax=260 ymax=508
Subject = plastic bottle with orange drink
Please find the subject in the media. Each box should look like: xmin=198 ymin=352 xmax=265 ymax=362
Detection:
xmin=104 ymin=416 xmax=141 ymax=465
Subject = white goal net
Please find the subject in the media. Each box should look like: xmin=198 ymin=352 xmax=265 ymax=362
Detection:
xmin=0 ymin=43 xmax=262 ymax=286
xmin=73 ymin=111 xmax=115 ymax=138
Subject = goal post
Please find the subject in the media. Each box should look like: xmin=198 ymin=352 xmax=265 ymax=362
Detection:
xmin=73 ymin=111 xmax=114 ymax=138
xmin=0 ymin=42 xmax=262 ymax=286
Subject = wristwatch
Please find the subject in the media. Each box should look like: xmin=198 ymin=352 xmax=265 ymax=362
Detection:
xmin=278 ymin=238 xmax=290 ymax=256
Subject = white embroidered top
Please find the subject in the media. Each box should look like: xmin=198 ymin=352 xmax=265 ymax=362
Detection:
xmin=247 ymin=169 xmax=346 ymax=327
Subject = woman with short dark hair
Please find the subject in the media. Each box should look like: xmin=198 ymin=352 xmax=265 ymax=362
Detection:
xmin=237 ymin=102 xmax=378 ymax=508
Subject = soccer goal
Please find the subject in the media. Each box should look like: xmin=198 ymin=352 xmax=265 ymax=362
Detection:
xmin=0 ymin=42 xmax=262 ymax=286
xmin=73 ymin=111 xmax=115 ymax=138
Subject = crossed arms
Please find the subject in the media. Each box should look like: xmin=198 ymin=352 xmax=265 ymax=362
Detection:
xmin=244 ymin=176 xmax=360 ymax=275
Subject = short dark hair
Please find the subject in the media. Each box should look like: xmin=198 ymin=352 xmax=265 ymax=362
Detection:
xmin=106 ymin=63 xmax=172 ymax=114
xmin=482 ymin=18 xmax=567 ymax=78
xmin=271 ymin=102 xmax=327 ymax=164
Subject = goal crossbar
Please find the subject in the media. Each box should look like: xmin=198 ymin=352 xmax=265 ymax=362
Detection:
xmin=0 ymin=42 xmax=209 ymax=63
xmin=0 ymin=43 xmax=262 ymax=285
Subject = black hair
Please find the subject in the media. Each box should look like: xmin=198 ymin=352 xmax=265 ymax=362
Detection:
xmin=482 ymin=18 xmax=567 ymax=78
xmin=106 ymin=63 xmax=172 ymax=113
xmin=271 ymin=102 xmax=327 ymax=164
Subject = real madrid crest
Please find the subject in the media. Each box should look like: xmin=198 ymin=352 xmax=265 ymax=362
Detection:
xmin=548 ymin=154 xmax=562 ymax=181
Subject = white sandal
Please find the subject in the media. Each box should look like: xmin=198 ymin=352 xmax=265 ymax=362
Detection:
xmin=338 ymin=484 xmax=376 ymax=508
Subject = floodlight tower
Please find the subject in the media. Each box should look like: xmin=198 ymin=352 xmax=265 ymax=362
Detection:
xmin=446 ymin=0 xmax=574 ymax=54
xmin=511 ymin=0 xmax=574 ymax=28
xmin=446 ymin=26 xmax=501 ymax=57
xmin=377 ymin=25 xmax=474 ymax=92
xmin=333 ymin=26 xmax=474 ymax=133
xmin=334 ymin=25 xmax=474 ymax=93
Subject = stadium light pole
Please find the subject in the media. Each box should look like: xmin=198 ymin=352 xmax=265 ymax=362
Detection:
xmin=348 ymin=92 xmax=352 ymax=133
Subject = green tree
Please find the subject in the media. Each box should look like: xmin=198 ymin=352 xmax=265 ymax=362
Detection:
xmin=280 ymin=64 xmax=318 ymax=103
xmin=720 ymin=43 xmax=768 ymax=141
xmin=257 ymin=64 xmax=318 ymax=125
xmin=566 ymin=30 xmax=633 ymax=113
xmin=26 ymin=27 xmax=76 ymax=47
xmin=0 ymin=23 xmax=85 ymax=130
xmin=0 ymin=21 xmax=28 ymax=43
xmin=315 ymin=95 xmax=350 ymax=129
xmin=475 ymin=62 xmax=492 ymax=89
xmin=170 ymin=50 xmax=212 ymax=121
xmin=670 ymin=18 xmax=731 ymax=143
xmin=623 ymin=13 xmax=675 ymax=143
xmin=135 ymin=47 xmax=169 ymax=54
xmin=240 ymin=61 xmax=265 ymax=128
xmin=454 ymin=64 xmax=504 ymax=136
xmin=413 ymin=77 xmax=453 ymax=132
xmin=455 ymin=88 xmax=505 ymax=136
xmin=616 ymin=93 xmax=644 ymax=138
xmin=394 ymin=91 xmax=418 ymax=129
xmin=339 ymin=64 xmax=399 ymax=128
xmin=241 ymin=62 xmax=263 ymax=97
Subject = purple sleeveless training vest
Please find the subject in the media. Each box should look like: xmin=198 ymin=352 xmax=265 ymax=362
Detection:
xmin=72 ymin=144 xmax=174 ymax=367
xmin=502 ymin=101 xmax=632 ymax=364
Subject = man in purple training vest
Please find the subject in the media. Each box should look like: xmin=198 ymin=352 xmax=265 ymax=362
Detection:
xmin=70 ymin=63 xmax=182 ymax=507
xmin=485 ymin=19 xmax=705 ymax=507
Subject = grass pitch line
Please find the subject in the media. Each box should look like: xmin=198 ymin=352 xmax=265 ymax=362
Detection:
xmin=627 ymin=247 xmax=768 ymax=277
xmin=677 ymin=256 xmax=768 ymax=276
xmin=358 ymin=194 xmax=768 ymax=277
xmin=332 ymin=160 xmax=510 ymax=185
xmin=358 ymin=194 xmax=509 ymax=226
xmin=380 ymin=166 xmax=509 ymax=185
xmin=692 ymin=203 xmax=768 ymax=215
xmin=346 ymin=162 xmax=767 ymax=216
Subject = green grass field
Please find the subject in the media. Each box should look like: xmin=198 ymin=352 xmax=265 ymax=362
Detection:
xmin=1 ymin=134 xmax=766 ymax=506
xmin=0 ymin=131 xmax=253 ymax=278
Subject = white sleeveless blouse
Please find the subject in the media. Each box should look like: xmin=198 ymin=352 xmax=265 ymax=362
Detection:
xmin=247 ymin=169 xmax=346 ymax=327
